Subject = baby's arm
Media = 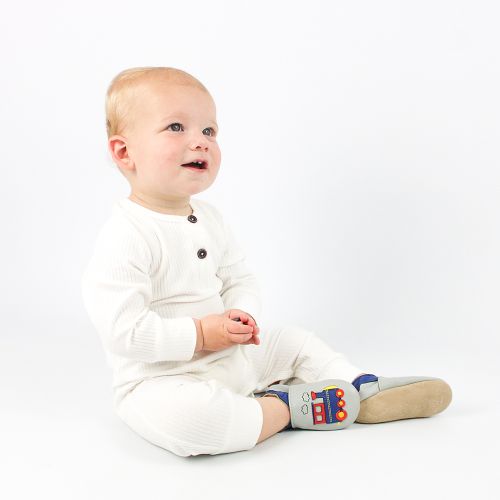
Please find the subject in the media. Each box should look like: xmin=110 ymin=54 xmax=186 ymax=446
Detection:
xmin=81 ymin=219 xmax=199 ymax=362
xmin=216 ymin=217 xmax=262 ymax=326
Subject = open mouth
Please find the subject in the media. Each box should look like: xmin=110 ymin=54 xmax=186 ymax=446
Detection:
xmin=181 ymin=160 xmax=207 ymax=170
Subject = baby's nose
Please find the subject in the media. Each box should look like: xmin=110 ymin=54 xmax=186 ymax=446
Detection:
xmin=190 ymin=134 xmax=210 ymax=151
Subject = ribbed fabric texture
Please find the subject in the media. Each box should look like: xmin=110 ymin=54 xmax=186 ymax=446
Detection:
xmin=81 ymin=197 xmax=262 ymax=407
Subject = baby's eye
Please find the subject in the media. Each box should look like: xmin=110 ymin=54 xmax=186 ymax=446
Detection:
xmin=166 ymin=122 xmax=184 ymax=132
xmin=203 ymin=127 xmax=216 ymax=137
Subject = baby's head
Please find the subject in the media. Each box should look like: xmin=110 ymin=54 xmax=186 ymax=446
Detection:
xmin=106 ymin=67 xmax=221 ymax=212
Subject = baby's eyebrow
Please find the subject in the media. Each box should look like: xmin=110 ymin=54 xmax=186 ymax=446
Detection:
xmin=161 ymin=112 xmax=186 ymax=122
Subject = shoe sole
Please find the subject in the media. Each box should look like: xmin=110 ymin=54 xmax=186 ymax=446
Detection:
xmin=356 ymin=379 xmax=452 ymax=424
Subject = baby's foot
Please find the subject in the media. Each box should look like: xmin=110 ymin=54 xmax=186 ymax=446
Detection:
xmin=264 ymin=379 xmax=360 ymax=431
xmin=352 ymin=374 xmax=452 ymax=423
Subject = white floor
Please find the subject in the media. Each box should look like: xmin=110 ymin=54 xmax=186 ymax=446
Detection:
xmin=2 ymin=317 xmax=498 ymax=500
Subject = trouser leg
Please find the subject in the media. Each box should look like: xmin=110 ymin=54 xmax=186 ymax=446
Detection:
xmin=115 ymin=375 xmax=263 ymax=458
xmin=245 ymin=324 xmax=365 ymax=395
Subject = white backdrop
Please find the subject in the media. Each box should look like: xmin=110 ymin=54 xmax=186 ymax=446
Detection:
xmin=1 ymin=1 xmax=499 ymax=499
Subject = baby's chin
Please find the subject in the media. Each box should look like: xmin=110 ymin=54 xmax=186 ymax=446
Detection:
xmin=179 ymin=175 xmax=219 ymax=194
xmin=190 ymin=177 xmax=218 ymax=194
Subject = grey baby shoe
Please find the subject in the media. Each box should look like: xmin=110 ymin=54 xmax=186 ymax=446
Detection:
xmin=352 ymin=374 xmax=453 ymax=423
xmin=265 ymin=379 xmax=360 ymax=431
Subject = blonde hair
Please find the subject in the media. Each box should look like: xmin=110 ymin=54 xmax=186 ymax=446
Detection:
xmin=105 ymin=66 xmax=210 ymax=139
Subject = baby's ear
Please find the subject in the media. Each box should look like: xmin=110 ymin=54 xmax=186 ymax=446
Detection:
xmin=109 ymin=135 xmax=134 ymax=170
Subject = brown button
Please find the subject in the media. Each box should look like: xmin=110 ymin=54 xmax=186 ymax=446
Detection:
xmin=197 ymin=248 xmax=207 ymax=259
xmin=188 ymin=214 xmax=197 ymax=223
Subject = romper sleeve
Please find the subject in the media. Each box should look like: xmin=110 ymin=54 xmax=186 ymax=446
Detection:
xmin=216 ymin=216 xmax=262 ymax=325
xmin=81 ymin=218 xmax=197 ymax=362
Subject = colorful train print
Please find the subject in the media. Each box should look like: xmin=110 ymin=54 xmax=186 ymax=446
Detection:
xmin=304 ymin=384 xmax=348 ymax=426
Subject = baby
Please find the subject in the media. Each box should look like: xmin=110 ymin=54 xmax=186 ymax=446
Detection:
xmin=81 ymin=66 xmax=452 ymax=458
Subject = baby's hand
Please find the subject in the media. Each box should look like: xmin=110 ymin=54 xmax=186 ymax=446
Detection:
xmin=226 ymin=309 xmax=260 ymax=346
xmin=199 ymin=313 xmax=255 ymax=352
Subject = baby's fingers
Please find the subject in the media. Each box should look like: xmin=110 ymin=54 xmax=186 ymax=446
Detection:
xmin=229 ymin=331 xmax=253 ymax=344
xmin=228 ymin=319 xmax=254 ymax=334
xmin=242 ymin=335 xmax=260 ymax=346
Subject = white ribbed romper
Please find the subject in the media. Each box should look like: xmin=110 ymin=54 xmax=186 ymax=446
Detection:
xmin=81 ymin=197 xmax=363 ymax=457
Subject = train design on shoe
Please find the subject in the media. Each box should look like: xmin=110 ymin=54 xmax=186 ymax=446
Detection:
xmin=304 ymin=384 xmax=348 ymax=426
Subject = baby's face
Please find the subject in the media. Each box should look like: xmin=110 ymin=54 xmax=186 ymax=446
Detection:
xmin=114 ymin=81 xmax=221 ymax=201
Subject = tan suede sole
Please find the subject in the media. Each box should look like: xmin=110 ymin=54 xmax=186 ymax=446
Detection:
xmin=356 ymin=379 xmax=452 ymax=424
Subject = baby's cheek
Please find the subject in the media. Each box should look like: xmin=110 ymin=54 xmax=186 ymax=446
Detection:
xmin=163 ymin=150 xmax=181 ymax=167
xmin=210 ymin=143 xmax=222 ymax=166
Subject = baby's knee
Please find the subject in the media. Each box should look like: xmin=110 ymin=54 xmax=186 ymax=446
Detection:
xmin=166 ymin=385 xmax=232 ymax=456
xmin=117 ymin=380 xmax=255 ymax=458
xmin=268 ymin=323 xmax=315 ymax=346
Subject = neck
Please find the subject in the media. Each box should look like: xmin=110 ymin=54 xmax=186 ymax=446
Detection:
xmin=128 ymin=192 xmax=192 ymax=215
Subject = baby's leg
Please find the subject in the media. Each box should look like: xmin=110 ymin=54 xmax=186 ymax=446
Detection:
xmin=255 ymin=394 xmax=291 ymax=443
xmin=246 ymin=325 xmax=363 ymax=433
xmin=247 ymin=326 xmax=451 ymax=426
xmin=247 ymin=324 xmax=364 ymax=392
xmin=115 ymin=375 xmax=264 ymax=457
